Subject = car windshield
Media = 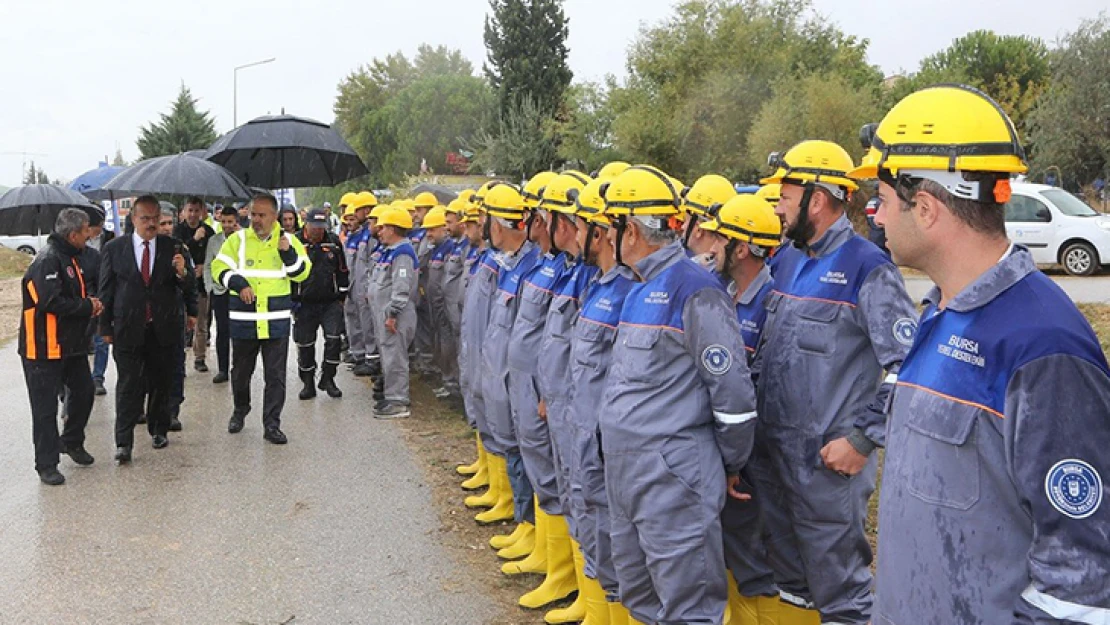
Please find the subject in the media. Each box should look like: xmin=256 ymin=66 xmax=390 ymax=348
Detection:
xmin=1043 ymin=189 xmax=1100 ymax=217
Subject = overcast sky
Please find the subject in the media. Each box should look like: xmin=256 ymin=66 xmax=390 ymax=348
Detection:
xmin=0 ymin=0 xmax=1104 ymax=187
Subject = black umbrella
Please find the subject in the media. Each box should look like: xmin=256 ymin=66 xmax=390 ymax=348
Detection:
xmin=410 ymin=183 xmax=459 ymax=205
xmin=102 ymin=153 xmax=253 ymax=200
xmin=0 ymin=184 xmax=102 ymax=236
xmin=204 ymin=114 xmax=369 ymax=188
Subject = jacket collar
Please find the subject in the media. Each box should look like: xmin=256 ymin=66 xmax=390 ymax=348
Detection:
xmin=807 ymin=213 xmax=855 ymax=258
xmin=924 ymin=245 xmax=1033 ymax=312
xmin=729 ymin=263 xmax=773 ymax=306
xmin=48 ymin=232 xmax=81 ymax=257
xmin=633 ymin=240 xmax=686 ymax=282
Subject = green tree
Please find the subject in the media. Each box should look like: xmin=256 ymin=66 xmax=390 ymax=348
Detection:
xmin=136 ymin=84 xmax=219 ymax=160
xmin=551 ymin=81 xmax=626 ymax=172
xmin=111 ymin=148 xmax=127 ymax=167
xmin=610 ymin=0 xmax=882 ymax=181
xmin=887 ymin=30 xmax=1049 ymax=136
xmin=484 ymin=0 xmax=573 ymax=116
xmin=23 ymin=161 xmax=50 ymax=185
xmin=1027 ymin=16 xmax=1110 ymax=185
xmin=468 ymin=96 xmax=558 ymax=179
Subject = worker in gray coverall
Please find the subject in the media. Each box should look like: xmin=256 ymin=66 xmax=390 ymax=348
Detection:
xmin=458 ymin=205 xmax=499 ymax=480
xmin=865 ymin=85 xmax=1110 ymax=625
xmin=599 ymin=165 xmax=758 ymax=625
xmin=367 ymin=207 xmax=419 ymax=419
xmin=352 ymin=195 xmax=381 ymax=378
xmin=479 ymin=185 xmax=542 ymax=526
xmin=756 ymin=140 xmax=915 ymax=625
xmin=421 ymin=206 xmax=453 ymax=398
xmin=440 ymin=203 xmax=469 ymax=398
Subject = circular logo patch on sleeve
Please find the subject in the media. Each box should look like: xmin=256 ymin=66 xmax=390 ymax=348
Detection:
xmin=893 ymin=318 xmax=917 ymax=347
xmin=701 ymin=345 xmax=733 ymax=376
xmin=1045 ymin=459 xmax=1102 ymax=519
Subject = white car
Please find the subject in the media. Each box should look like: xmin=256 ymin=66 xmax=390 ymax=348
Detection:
xmin=0 ymin=233 xmax=48 ymax=256
xmin=1006 ymin=183 xmax=1110 ymax=276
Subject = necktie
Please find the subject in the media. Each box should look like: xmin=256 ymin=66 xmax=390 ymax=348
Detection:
xmin=142 ymin=241 xmax=152 ymax=322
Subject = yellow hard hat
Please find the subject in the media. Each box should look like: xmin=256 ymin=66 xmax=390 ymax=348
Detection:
xmin=339 ymin=192 xmax=358 ymax=208
xmin=597 ymin=161 xmax=632 ymax=179
xmin=755 ymin=184 xmax=782 ymax=207
xmin=462 ymin=204 xmax=481 ymax=223
xmin=396 ymin=198 xmax=416 ymax=212
xmin=378 ymin=206 xmax=414 ymax=230
xmin=574 ymin=178 xmax=611 ymax=227
xmin=541 ymin=171 xmax=592 ymax=215
xmin=852 ymin=84 xmax=1027 ymax=180
xmin=523 ymin=171 xmax=559 ymax=208
xmin=351 ymin=191 xmax=379 ymax=211
xmin=683 ymin=174 xmax=737 ymax=218
xmin=422 ymin=206 xmax=448 ymax=229
xmin=484 ymin=184 xmax=527 ymax=221
xmin=603 ymin=165 xmax=685 ymax=217
xmin=700 ymin=194 xmax=782 ymax=249
xmin=342 ymin=204 xmax=358 ymax=218
xmin=760 ymin=140 xmax=860 ymax=197
xmin=445 ymin=198 xmax=468 ymax=215
xmin=369 ymin=204 xmax=391 ymax=220
xmin=457 ymin=189 xmax=476 ymax=205
xmin=413 ymin=191 xmax=438 ymax=210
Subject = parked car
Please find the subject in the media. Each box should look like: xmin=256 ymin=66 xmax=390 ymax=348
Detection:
xmin=1006 ymin=183 xmax=1110 ymax=276
xmin=0 ymin=233 xmax=48 ymax=256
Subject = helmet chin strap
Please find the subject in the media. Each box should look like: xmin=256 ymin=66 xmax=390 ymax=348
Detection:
xmin=482 ymin=216 xmax=493 ymax=248
xmin=582 ymin=222 xmax=597 ymax=265
xmin=614 ymin=215 xmax=629 ymax=268
xmin=787 ymin=184 xmax=817 ymax=251
xmin=548 ymin=212 xmax=562 ymax=256
xmin=682 ymin=216 xmax=698 ymax=250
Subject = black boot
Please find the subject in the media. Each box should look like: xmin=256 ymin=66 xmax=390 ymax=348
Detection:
xmin=298 ymin=371 xmax=317 ymax=400
xmin=319 ymin=375 xmax=342 ymax=399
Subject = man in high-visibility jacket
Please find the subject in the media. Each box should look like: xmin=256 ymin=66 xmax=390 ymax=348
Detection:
xmin=211 ymin=192 xmax=311 ymax=445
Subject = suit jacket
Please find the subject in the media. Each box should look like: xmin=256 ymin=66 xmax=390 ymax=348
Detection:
xmin=98 ymin=234 xmax=198 ymax=348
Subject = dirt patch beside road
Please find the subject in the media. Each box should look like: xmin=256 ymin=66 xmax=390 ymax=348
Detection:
xmin=0 ymin=277 xmax=24 ymax=342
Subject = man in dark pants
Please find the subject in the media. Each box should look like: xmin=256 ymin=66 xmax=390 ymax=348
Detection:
xmin=20 ymin=208 xmax=102 ymax=485
xmin=205 ymin=206 xmax=239 ymax=383
xmin=210 ymin=192 xmax=311 ymax=444
xmin=99 ymin=196 xmax=197 ymax=464
xmin=160 ymin=207 xmax=192 ymax=432
xmin=174 ymin=197 xmax=216 ymax=372
xmin=294 ymin=208 xmax=349 ymax=400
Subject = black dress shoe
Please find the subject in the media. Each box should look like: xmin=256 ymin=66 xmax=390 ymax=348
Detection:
xmin=115 ymin=446 xmax=132 ymax=464
xmin=37 ymin=467 xmax=65 ymax=486
xmin=94 ymin=381 xmax=107 ymax=396
xmin=194 ymin=359 xmax=209 ymax=373
xmin=263 ymin=428 xmax=288 ymax=445
xmin=152 ymin=435 xmax=169 ymax=449
xmin=169 ymin=416 xmax=183 ymax=432
xmin=61 ymin=444 xmax=95 ymax=466
xmin=228 ymin=415 xmax=245 ymax=434
xmin=213 ymin=371 xmax=229 ymax=384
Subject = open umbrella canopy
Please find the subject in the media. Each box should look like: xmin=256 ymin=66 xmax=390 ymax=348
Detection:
xmin=0 ymin=184 xmax=102 ymax=236
xmin=410 ymin=183 xmax=459 ymax=205
xmin=205 ymin=114 xmax=369 ymax=189
xmin=69 ymin=164 xmax=126 ymax=201
xmin=103 ymin=153 xmax=253 ymax=200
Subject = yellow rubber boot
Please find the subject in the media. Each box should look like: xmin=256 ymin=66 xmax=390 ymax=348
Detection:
xmin=519 ymin=514 xmax=578 ymax=609
xmin=756 ymin=595 xmax=781 ymax=625
xmin=543 ymin=540 xmax=588 ymax=623
xmin=475 ymin=457 xmax=515 ymax=524
xmin=725 ymin=573 xmax=760 ymax=624
xmin=461 ymin=436 xmax=490 ymax=490
xmin=497 ymin=521 xmax=537 ymax=560
xmin=577 ymin=574 xmax=611 ymax=625
xmin=777 ymin=602 xmax=820 ymax=625
xmin=607 ymin=602 xmax=646 ymax=625
xmin=490 ymin=521 xmax=532 ymax=551
xmin=464 ymin=454 xmax=501 ymax=509
xmin=503 ymin=502 xmax=548 ymax=575
xmin=456 ymin=431 xmax=483 ymax=476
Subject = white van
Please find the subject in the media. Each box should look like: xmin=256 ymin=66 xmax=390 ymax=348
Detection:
xmin=0 ymin=233 xmax=48 ymax=255
xmin=1006 ymin=183 xmax=1110 ymax=276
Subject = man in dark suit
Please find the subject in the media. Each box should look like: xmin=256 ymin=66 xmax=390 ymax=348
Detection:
xmin=99 ymin=195 xmax=197 ymax=464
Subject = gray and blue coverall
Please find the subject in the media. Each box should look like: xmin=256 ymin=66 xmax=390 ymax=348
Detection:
xmin=600 ymin=241 xmax=758 ymax=624
xmin=756 ymin=214 xmax=915 ymax=624
xmin=441 ymin=237 xmax=469 ymax=391
xmin=481 ymin=241 xmax=542 ymax=522
xmin=368 ymin=240 xmax=419 ymax=405
xmin=877 ymin=247 xmax=1110 ymax=625
xmin=460 ymin=246 xmax=498 ymax=441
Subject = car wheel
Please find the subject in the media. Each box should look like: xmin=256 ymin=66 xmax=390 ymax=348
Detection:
xmin=16 ymin=245 xmax=35 ymax=255
xmin=1062 ymin=241 xmax=1099 ymax=276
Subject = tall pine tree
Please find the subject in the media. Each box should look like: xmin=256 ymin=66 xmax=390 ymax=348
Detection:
xmin=484 ymin=0 xmax=573 ymax=116
xmin=136 ymin=84 xmax=219 ymax=160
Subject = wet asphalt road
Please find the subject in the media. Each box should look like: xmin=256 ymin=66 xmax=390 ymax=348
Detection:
xmin=0 ymin=341 xmax=495 ymax=625
xmin=904 ymin=274 xmax=1110 ymax=304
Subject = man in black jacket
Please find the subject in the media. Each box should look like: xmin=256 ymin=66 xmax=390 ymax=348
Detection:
xmin=99 ymin=196 xmax=197 ymax=464
xmin=19 ymin=208 xmax=103 ymax=485
xmin=173 ymin=197 xmax=216 ymax=372
xmin=294 ymin=208 xmax=349 ymax=400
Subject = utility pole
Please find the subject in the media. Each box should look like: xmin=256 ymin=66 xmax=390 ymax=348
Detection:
xmin=233 ymin=57 xmax=276 ymax=128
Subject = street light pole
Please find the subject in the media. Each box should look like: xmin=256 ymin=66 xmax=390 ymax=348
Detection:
xmin=233 ymin=57 xmax=276 ymax=127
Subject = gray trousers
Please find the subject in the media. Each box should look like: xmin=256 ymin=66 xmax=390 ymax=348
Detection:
xmin=721 ymin=468 xmax=778 ymax=598
xmin=546 ymin=395 xmax=574 ymax=520
xmin=343 ymin=291 xmax=364 ymax=359
xmin=372 ymin=307 xmax=416 ymax=405
xmin=508 ymin=369 xmax=560 ymax=514
xmin=763 ymin=427 xmax=878 ymax=624
xmin=571 ymin=419 xmax=619 ymax=594
xmin=413 ymin=293 xmax=435 ymax=370
xmin=436 ymin=299 xmax=460 ymax=387
xmin=359 ymin=289 xmax=377 ymax=361
xmin=606 ymin=434 xmax=729 ymax=625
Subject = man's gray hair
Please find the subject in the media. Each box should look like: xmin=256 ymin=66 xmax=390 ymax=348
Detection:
xmin=161 ymin=206 xmax=176 ymax=220
xmin=55 ymin=208 xmax=90 ymax=238
xmin=629 ymin=215 xmax=676 ymax=246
